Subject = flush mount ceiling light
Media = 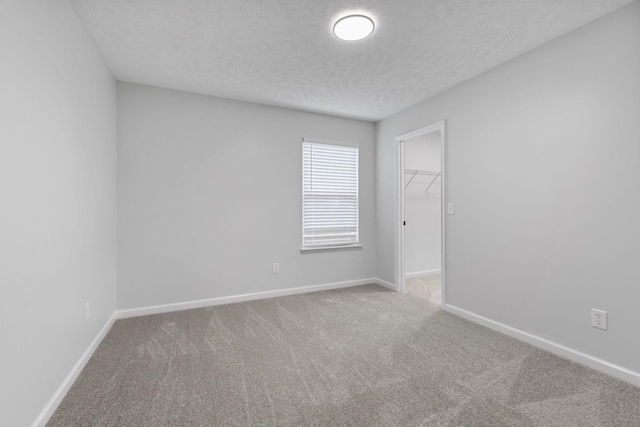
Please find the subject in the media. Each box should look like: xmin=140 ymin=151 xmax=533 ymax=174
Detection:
xmin=333 ymin=15 xmax=375 ymax=41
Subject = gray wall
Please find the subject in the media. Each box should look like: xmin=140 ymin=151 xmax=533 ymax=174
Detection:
xmin=117 ymin=83 xmax=377 ymax=310
xmin=376 ymin=1 xmax=640 ymax=373
xmin=0 ymin=1 xmax=117 ymax=426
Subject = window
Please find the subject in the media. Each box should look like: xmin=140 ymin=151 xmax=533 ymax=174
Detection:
xmin=302 ymin=140 xmax=359 ymax=249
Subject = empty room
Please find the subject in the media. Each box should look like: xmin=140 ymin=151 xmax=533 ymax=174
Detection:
xmin=2 ymin=0 xmax=640 ymax=426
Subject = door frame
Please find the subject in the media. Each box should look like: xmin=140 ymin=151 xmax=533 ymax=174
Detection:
xmin=394 ymin=120 xmax=447 ymax=308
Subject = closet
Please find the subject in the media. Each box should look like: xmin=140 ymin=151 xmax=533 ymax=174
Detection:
xmin=403 ymin=132 xmax=442 ymax=304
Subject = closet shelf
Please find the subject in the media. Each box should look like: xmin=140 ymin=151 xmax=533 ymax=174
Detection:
xmin=404 ymin=169 xmax=441 ymax=191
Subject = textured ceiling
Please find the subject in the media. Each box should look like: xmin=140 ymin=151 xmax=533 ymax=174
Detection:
xmin=70 ymin=0 xmax=635 ymax=121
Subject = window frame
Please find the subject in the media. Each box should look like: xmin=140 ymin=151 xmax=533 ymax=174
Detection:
xmin=301 ymin=139 xmax=360 ymax=251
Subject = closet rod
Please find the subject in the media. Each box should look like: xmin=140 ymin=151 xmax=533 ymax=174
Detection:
xmin=404 ymin=168 xmax=440 ymax=176
xmin=404 ymin=169 xmax=441 ymax=190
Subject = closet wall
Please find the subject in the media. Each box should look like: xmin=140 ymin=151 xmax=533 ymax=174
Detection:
xmin=404 ymin=133 xmax=442 ymax=276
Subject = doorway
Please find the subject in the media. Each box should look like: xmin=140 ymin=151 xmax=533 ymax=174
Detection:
xmin=394 ymin=121 xmax=446 ymax=308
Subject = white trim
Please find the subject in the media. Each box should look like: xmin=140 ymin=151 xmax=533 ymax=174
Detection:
xmin=301 ymin=140 xmax=359 ymax=249
xmin=446 ymin=304 xmax=640 ymax=388
xmin=302 ymin=137 xmax=359 ymax=148
xmin=394 ymin=120 xmax=447 ymax=310
xmin=32 ymin=313 xmax=117 ymax=427
xmin=395 ymin=138 xmax=405 ymax=292
xmin=374 ymin=277 xmax=396 ymax=290
xmin=300 ymin=244 xmax=363 ymax=252
xmin=406 ymin=269 xmax=442 ymax=279
xmin=116 ymin=278 xmax=381 ymax=319
xmin=394 ymin=122 xmax=446 ymax=142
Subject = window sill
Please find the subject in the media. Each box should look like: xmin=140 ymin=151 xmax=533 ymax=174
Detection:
xmin=300 ymin=244 xmax=363 ymax=253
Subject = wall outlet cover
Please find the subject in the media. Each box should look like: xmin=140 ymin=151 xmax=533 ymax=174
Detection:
xmin=591 ymin=308 xmax=607 ymax=330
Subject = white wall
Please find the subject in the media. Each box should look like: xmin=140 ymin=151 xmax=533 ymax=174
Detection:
xmin=376 ymin=1 xmax=640 ymax=374
xmin=117 ymin=82 xmax=376 ymax=310
xmin=0 ymin=1 xmax=117 ymax=426
xmin=404 ymin=133 xmax=441 ymax=275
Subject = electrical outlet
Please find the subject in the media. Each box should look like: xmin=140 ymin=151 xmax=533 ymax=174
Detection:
xmin=447 ymin=203 xmax=455 ymax=215
xmin=591 ymin=308 xmax=607 ymax=330
xmin=272 ymin=263 xmax=280 ymax=274
xmin=85 ymin=302 xmax=90 ymax=322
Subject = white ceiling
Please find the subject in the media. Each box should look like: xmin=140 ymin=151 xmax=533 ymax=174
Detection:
xmin=70 ymin=0 xmax=635 ymax=121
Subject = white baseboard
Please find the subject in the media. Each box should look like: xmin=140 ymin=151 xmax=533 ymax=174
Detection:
xmin=32 ymin=313 xmax=117 ymax=427
xmin=374 ymin=277 xmax=397 ymax=291
xmin=445 ymin=304 xmax=640 ymax=388
xmin=116 ymin=278 xmax=384 ymax=319
xmin=406 ymin=269 xmax=441 ymax=279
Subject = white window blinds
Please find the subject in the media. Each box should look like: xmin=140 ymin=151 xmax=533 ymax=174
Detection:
xmin=302 ymin=141 xmax=359 ymax=248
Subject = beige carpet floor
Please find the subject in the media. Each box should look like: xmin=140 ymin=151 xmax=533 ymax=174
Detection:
xmin=48 ymin=284 xmax=640 ymax=426
xmin=406 ymin=274 xmax=442 ymax=305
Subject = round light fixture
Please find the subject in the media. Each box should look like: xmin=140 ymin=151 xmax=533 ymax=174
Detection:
xmin=333 ymin=15 xmax=375 ymax=41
